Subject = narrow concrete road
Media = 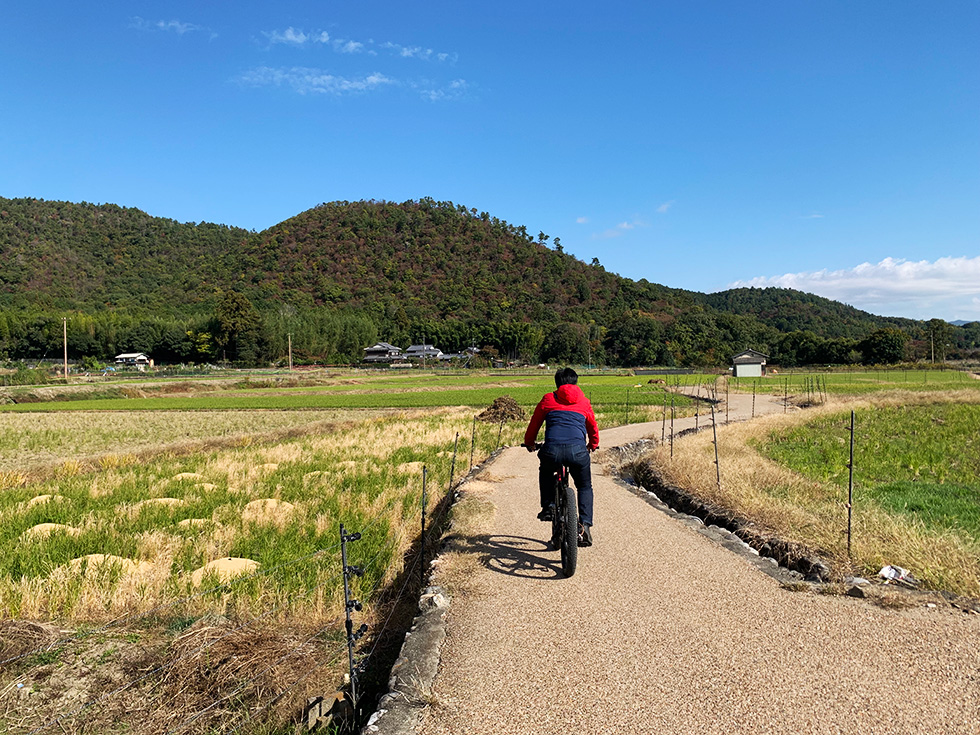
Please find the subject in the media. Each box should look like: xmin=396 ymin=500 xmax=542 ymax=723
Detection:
xmin=419 ymin=392 xmax=980 ymax=734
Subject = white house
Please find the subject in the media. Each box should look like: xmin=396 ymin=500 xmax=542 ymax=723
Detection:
xmin=114 ymin=352 xmax=150 ymax=366
xmin=363 ymin=342 xmax=403 ymax=363
xmin=732 ymin=349 xmax=769 ymax=378
xmin=405 ymin=344 xmax=443 ymax=360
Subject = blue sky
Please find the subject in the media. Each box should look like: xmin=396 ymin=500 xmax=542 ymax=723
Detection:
xmin=2 ymin=1 xmax=978 ymax=321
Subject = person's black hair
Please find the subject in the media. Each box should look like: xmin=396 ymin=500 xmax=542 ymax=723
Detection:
xmin=555 ymin=367 xmax=578 ymax=387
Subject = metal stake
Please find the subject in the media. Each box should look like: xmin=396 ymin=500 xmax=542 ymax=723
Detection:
xmin=711 ymin=402 xmax=721 ymax=491
xmin=847 ymin=410 xmax=855 ymax=558
xmin=661 ymin=391 xmax=667 ymax=442
xmin=421 ymin=467 xmax=427 ymax=590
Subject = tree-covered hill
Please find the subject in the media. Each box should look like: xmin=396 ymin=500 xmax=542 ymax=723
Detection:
xmin=238 ymin=198 xmax=699 ymax=323
xmin=1 ymin=196 xmax=974 ymax=367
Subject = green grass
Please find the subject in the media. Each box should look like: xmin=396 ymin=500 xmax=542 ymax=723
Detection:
xmin=0 ymin=374 xmax=697 ymax=413
xmin=732 ymin=369 xmax=978 ymax=397
xmin=760 ymin=402 xmax=980 ymax=536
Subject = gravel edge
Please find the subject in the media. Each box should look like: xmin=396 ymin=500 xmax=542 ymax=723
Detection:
xmin=361 ymin=449 xmax=506 ymax=735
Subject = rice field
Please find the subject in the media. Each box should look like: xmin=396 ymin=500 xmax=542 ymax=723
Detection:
xmin=0 ymin=371 xmax=697 ymax=414
xmin=0 ymin=410 xmax=495 ymax=622
xmin=760 ymin=399 xmax=980 ymax=538
xmin=0 ymin=409 xmax=387 ymax=474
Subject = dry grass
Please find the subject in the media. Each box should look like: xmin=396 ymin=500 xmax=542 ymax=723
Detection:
xmin=429 ymin=472 xmax=500 ymax=599
xmin=0 ymin=409 xmax=389 ymax=474
xmin=642 ymin=391 xmax=980 ymax=598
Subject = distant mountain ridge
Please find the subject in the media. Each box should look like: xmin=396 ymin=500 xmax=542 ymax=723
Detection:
xmin=0 ymin=195 xmax=896 ymax=329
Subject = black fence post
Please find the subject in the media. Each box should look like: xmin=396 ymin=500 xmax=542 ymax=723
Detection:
xmin=695 ymin=383 xmax=700 ymax=431
xmin=711 ymin=402 xmax=721 ymax=491
xmin=448 ymin=432 xmax=459 ymax=491
xmin=470 ymin=416 xmax=476 ymax=470
xmin=340 ymin=523 xmax=367 ymax=708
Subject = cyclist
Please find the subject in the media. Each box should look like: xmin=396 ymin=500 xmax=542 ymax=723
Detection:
xmin=523 ymin=367 xmax=600 ymax=546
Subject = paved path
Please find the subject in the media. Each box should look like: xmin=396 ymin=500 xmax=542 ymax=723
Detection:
xmin=419 ymin=391 xmax=980 ymax=734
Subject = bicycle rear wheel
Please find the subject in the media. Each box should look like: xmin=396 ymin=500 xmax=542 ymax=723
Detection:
xmin=558 ymin=480 xmax=578 ymax=577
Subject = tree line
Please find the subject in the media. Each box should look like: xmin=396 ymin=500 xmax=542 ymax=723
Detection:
xmin=4 ymin=295 xmax=975 ymax=370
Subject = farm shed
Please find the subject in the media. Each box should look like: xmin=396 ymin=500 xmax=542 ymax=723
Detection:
xmin=732 ymin=349 xmax=768 ymax=377
xmin=363 ymin=342 xmax=403 ymax=363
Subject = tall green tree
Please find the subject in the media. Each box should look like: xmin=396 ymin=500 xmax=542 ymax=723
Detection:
xmin=860 ymin=328 xmax=909 ymax=365
xmin=214 ymin=290 xmax=262 ymax=365
xmin=926 ymin=318 xmax=953 ymax=362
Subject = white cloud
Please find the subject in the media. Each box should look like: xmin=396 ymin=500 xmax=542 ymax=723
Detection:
xmin=238 ymin=67 xmax=394 ymax=95
xmin=576 ymin=217 xmax=589 ymax=224
xmin=417 ymin=78 xmax=469 ymax=101
xmin=335 ymin=40 xmax=364 ymax=54
xmin=591 ymin=217 xmax=647 ymax=240
xmin=727 ymin=256 xmax=980 ymax=321
xmin=264 ymin=27 xmax=330 ymax=46
xmin=132 ymin=17 xmax=203 ymax=35
xmin=801 ymin=213 xmax=825 ymax=219
xmin=382 ymin=42 xmax=456 ymax=63
xmin=656 ymin=200 xmax=675 ymax=214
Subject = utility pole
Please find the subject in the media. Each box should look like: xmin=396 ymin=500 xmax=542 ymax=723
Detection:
xmin=62 ymin=317 xmax=68 ymax=383
xmin=288 ymin=333 xmax=293 ymax=371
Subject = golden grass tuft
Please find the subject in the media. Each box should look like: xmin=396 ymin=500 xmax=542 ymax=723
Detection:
xmin=0 ymin=471 xmax=29 ymax=491
xmin=190 ymin=557 xmax=260 ymax=587
xmin=428 ymin=478 xmax=498 ymax=598
xmin=21 ymin=523 xmax=78 ymax=540
xmin=25 ymin=493 xmax=67 ymax=507
xmin=56 ymin=459 xmax=84 ymax=478
xmin=241 ymin=498 xmax=295 ymax=527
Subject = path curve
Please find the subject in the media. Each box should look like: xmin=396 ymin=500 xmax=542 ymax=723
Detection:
xmin=418 ymin=391 xmax=980 ymax=734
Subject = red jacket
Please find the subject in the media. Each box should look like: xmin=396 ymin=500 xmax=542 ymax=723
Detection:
xmin=524 ymin=384 xmax=600 ymax=450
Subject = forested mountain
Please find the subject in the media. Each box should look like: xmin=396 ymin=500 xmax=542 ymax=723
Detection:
xmin=0 ymin=198 xmax=251 ymax=313
xmin=699 ymin=288 xmax=916 ymax=338
xmin=0 ymin=196 xmax=974 ymax=367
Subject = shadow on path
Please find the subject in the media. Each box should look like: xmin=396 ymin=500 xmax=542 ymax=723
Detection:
xmin=459 ymin=533 xmax=563 ymax=580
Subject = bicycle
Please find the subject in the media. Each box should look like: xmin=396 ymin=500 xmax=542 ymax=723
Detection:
xmin=526 ymin=443 xmax=578 ymax=578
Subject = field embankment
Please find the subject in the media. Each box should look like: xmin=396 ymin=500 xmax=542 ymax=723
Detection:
xmin=631 ymin=389 xmax=980 ymax=599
